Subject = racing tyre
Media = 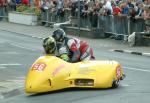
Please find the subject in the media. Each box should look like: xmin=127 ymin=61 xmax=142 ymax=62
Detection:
xmin=120 ymin=73 xmax=126 ymax=80
xmin=112 ymin=80 xmax=120 ymax=88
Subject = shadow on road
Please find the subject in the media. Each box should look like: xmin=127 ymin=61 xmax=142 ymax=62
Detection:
xmin=26 ymin=86 xmax=124 ymax=98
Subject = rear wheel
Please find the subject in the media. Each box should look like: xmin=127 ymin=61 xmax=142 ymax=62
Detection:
xmin=112 ymin=80 xmax=120 ymax=88
xmin=120 ymin=73 xmax=126 ymax=80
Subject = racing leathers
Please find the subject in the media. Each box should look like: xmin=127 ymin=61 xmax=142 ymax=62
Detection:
xmin=43 ymin=37 xmax=69 ymax=61
xmin=62 ymin=37 xmax=95 ymax=63
xmin=55 ymin=42 xmax=70 ymax=62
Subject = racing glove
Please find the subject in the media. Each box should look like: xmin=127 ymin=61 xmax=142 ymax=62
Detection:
xmin=60 ymin=54 xmax=70 ymax=62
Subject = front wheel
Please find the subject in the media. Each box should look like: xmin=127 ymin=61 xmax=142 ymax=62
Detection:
xmin=112 ymin=80 xmax=120 ymax=88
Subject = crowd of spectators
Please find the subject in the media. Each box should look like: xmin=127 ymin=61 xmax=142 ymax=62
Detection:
xmin=0 ymin=0 xmax=150 ymax=31
xmin=0 ymin=0 xmax=30 ymax=11
xmin=0 ymin=0 xmax=30 ymax=21
xmin=37 ymin=0 xmax=149 ymax=31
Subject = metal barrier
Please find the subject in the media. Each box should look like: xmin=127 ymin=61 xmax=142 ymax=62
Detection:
xmin=1 ymin=6 xmax=146 ymax=36
xmin=40 ymin=8 xmax=70 ymax=26
xmin=40 ymin=9 xmax=146 ymax=37
xmin=129 ymin=18 xmax=145 ymax=34
xmin=0 ymin=7 xmax=8 ymax=21
xmin=66 ymin=14 xmax=145 ymax=36
xmin=0 ymin=7 xmax=3 ymax=21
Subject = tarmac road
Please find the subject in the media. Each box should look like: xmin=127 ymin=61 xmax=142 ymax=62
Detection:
xmin=0 ymin=30 xmax=150 ymax=103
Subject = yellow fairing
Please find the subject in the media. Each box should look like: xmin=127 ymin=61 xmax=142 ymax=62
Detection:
xmin=25 ymin=55 xmax=124 ymax=93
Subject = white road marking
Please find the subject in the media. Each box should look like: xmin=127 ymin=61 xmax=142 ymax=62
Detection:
xmin=0 ymin=52 xmax=19 ymax=54
xmin=121 ymin=84 xmax=130 ymax=87
xmin=10 ymin=43 xmax=36 ymax=51
xmin=0 ymin=76 xmax=25 ymax=94
xmin=16 ymin=76 xmax=25 ymax=79
xmin=6 ymin=79 xmax=24 ymax=87
xmin=124 ymin=66 xmax=150 ymax=73
xmin=0 ymin=66 xmax=6 ymax=69
xmin=0 ymin=63 xmax=22 ymax=66
xmin=0 ymin=95 xmax=4 ymax=99
xmin=143 ymin=53 xmax=150 ymax=57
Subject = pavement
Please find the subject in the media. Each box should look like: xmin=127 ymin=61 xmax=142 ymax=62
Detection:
xmin=0 ymin=21 xmax=150 ymax=100
xmin=0 ymin=21 xmax=150 ymax=57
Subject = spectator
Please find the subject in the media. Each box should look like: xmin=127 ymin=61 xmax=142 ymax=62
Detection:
xmin=22 ymin=0 xmax=29 ymax=5
xmin=51 ymin=0 xmax=57 ymax=13
xmin=57 ymin=0 xmax=64 ymax=10
xmin=88 ymin=0 xmax=94 ymax=10
xmin=70 ymin=0 xmax=84 ymax=17
xmin=56 ymin=0 xmax=64 ymax=18
xmin=135 ymin=2 xmax=144 ymax=18
xmin=0 ymin=0 xmax=3 ymax=6
xmin=95 ymin=0 xmax=100 ymax=11
xmin=79 ymin=0 xmax=84 ymax=16
xmin=120 ymin=1 xmax=129 ymax=16
xmin=52 ymin=0 xmax=57 ymax=7
xmin=81 ymin=0 xmax=89 ymax=18
xmin=0 ymin=0 xmax=5 ymax=6
xmin=0 ymin=0 xmax=4 ymax=21
xmin=99 ymin=2 xmax=106 ymax=15
xmin=127 ymin=0 xmax=134 ymax=8
xmin=34 ymin=0 xmax=41 ymax=8
xmin=112 ymin=3 xmax=121 ymax=15
xmin=65 ymin=0 xmax=72 ymax=8
xmin=126 ymin=0 xmax=136 ymax=19
xmin=143 ymin=0 xmax=150 ymax=6
xmin=40 ymin=0 xmax=51 ymax=26
xmin=70 ymin=1 xmax=76 ymax=17
xmin=16 ymin=0 xmax=21 ymax=5
xmin=142 ymin=5 xmax=150 ymax=32
xmin=116 ymin=0 xmax=121 ymax=5
xmin=8 ymin=0 xmax=16 ymax=11
xmin=103 ymin=0 xmax=113 ymax=15
xmin=89 ymin=3 xmax=98 ymax=27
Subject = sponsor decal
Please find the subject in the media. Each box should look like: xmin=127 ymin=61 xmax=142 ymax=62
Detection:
xmin=116 ymin=67 xmax=121 ymax=78
xmin=32 ymin=63 xmax=46 ymax=72
xmin=52 ymin=64 xmax=65 ymax=76
xmin=78 ymin=68 xmax=95 ymax=74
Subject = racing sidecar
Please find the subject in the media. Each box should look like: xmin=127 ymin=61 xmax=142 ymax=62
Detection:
xmin=25 ymin=55 xmax=125 ymax=93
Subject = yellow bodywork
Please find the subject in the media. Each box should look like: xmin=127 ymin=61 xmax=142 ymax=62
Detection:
xmin=25 ymin=55 xmax=124 ymax=93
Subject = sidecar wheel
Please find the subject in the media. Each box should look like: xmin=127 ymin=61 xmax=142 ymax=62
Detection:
xmin=112 ymin=80 xmax=120 ymax=88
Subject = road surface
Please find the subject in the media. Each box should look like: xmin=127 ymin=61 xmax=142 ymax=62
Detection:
xmin=0 ymin=30 xmax=150 ymax=103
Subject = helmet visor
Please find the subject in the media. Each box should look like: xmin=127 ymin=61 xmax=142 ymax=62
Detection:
xmin=53 ymin=29 xmax=64 ymax=42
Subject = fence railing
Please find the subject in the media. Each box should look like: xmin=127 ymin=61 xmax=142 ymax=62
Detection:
xmin=40 ymin=9 xmax=146 ymax=35
xmin=0 ymin=7 xmax=7 ymax=21
xmin=0 ymin=8 xmax=146 ymax=36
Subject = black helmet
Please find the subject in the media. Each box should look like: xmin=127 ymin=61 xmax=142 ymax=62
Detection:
xmin=43 ymin=36 xmax=56 ymax=54
xmin=52 ymin=28 xmax=66 ymax=42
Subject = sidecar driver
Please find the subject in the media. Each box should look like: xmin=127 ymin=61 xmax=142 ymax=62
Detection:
xmin=43 ymin=36 xmax=70 ymax=62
